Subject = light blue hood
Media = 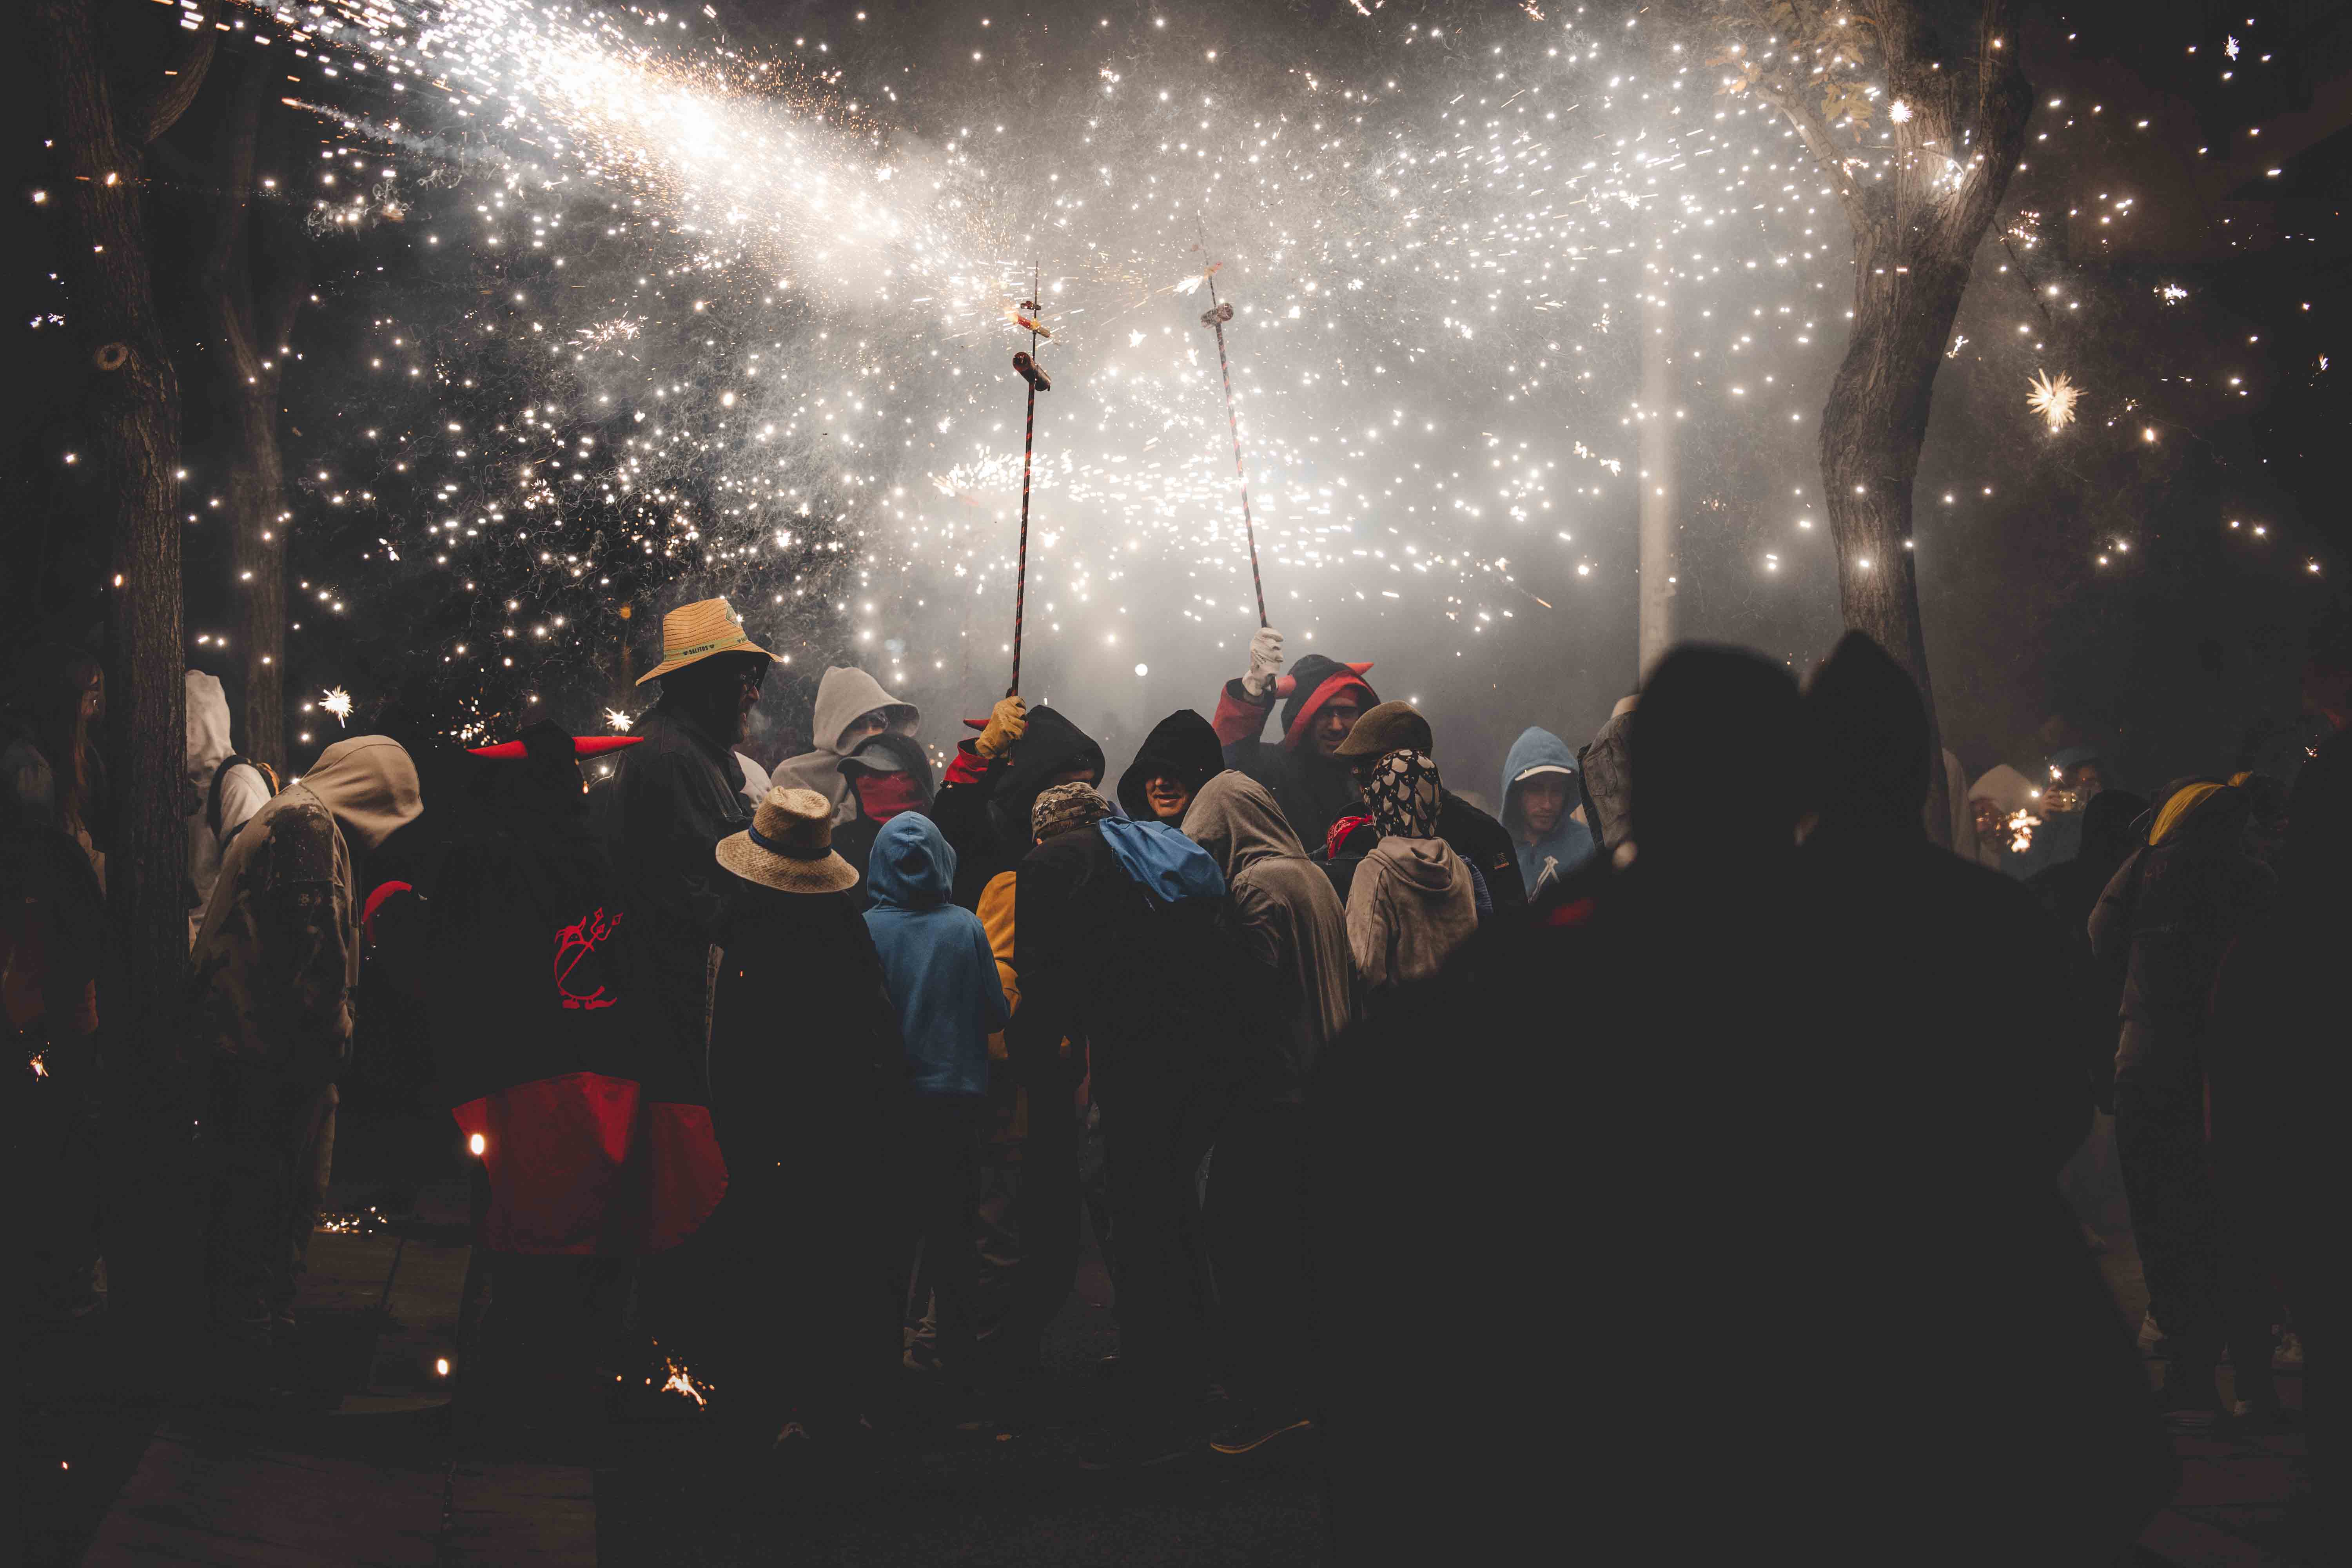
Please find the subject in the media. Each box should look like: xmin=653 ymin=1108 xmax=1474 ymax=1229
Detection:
xmin=866 ymin=811 xmax=955 ymax=910
xmin=1098 ymin=816 xmax=1227 ymax=906
xmin=1500 ymin=726 xmax=1595 ymax=894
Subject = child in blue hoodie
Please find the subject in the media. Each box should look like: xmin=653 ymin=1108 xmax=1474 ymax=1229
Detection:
xmin=862 ymin=811 xmax=1010 ymax=1385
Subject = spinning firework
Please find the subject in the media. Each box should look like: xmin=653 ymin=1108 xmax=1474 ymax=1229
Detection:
xmin=2027 ymin=370 xmax=2081 ymax=433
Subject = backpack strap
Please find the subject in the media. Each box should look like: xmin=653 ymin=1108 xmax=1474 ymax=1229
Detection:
xmin=207 ymin=755 xmax=279 ymax=840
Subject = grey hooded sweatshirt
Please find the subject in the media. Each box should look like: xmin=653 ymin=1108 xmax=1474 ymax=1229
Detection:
xmin=1183 ymin=771 xmax=1357 ymax=1098
xmin=190 ymin=735 xmax=422 ymax=1081
xmin=772 ymin=665 xmax=918 ymax=821
xmin=1347 ymin=837 xmax=1477 ymax=996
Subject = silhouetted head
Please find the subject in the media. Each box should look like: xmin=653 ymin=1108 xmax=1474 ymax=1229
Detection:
xmin=1629 ymin=643 xmax=1805 ymax=864
xmin=1804 ymin=631 xmax=1929 ymax=840
xmin=2078 ymin=788 xmax=2149 ymax=871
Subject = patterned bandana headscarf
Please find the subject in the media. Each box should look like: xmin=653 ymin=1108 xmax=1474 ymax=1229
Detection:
xmin=1365 ymin=750 xmax=1443 ymax=840
xmin=1032 ymin=780 xmax=1119 ymax=842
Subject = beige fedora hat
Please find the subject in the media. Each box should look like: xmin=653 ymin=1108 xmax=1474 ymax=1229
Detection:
xmin=635 ymin=596 xmax=779 ymax=686
xmin=715 ymin=787 xmax=860 ymax=895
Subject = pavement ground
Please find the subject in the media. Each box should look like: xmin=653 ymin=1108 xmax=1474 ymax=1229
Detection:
xmin=17 ymin=1106 xmax=2322 ymax=1566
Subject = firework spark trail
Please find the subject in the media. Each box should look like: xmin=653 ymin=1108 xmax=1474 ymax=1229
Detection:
xmin=260 ymin=0 xmax=2261 ymax=737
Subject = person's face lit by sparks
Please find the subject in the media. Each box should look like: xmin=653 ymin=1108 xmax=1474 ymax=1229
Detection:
xmin=1143 ymin=774 xmax=1194 ymax=822
xmin=1518 ymin=775 xmax=1571 ymax=838
xmin=1312 ymin=695 xmax=1364 ymax=760
xmin=1969 ymin=796 xmax=2005 ymax=846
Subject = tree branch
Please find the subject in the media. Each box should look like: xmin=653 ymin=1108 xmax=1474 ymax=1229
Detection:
xmin=1753 ymin=73 xmax=1872 ymax=232
xmin=125 ymin=0 xmax=217 ymax=145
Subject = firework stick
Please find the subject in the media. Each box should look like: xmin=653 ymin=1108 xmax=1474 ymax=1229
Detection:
xmin=1011 ymin=374 xmax=1036 ymax=694
xmin=1201 ymin=276 xmax=1268 ymax=628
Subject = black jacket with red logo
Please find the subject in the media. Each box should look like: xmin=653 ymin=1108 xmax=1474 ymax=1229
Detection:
xmin=429 ymin=801 xmax=725 ymax=1254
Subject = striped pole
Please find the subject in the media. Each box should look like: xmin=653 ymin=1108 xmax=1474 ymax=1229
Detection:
xmin=1201 ymin=267 xmax=1268 ymax=628
xmin=1009 ymin=261 xmax=1044 ymax=695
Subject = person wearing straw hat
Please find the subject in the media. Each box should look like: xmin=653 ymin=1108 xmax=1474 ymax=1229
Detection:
xmin=701 ymin=787 xmax=905 ymax=1448
xmin=590 ymin=596 xmax=777 ymax=1062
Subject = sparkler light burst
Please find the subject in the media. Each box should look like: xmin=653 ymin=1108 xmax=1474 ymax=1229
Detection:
xmin=243 ymin=0 xmax=2296 ymax=741
xmin=321 ymin=686 xmax=356 ymax=725
xmin=2026 ymin=370 xmax=2080 ymax=433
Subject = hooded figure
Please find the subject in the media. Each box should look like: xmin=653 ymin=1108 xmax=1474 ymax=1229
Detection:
xmin=190 ymin=734 xmax=423 ymax=1353
xmin=185 ymin=670 xmax=274 ymax=945
xmin=1118 ymin=709 xmax=1225 ymax=824
xmin=864 ymin=812 xmax=1009 ymax=1380
xmin=1345 ymin=751 xmax=1477 ymax=996
xmin=1010 ymin=781 xmax=1268 ymax=1461
xmin=772 ymin=665 xmax=920 ymax=821
xmin=864 ymin=813 xmax=1009 ymax=1100
xmin=1499 ymin=727 xmax=1597 ymax=898
xmin=1182 ymin=770 xmax=1352 ymax=1445
xmin=832 ymin=732 xmax=937 ymax=906
xmin=1211 ymin=649 xmax=1379 ymax=853
xmin=1184 ymin=774 xmax=1354 ymax=1098
xmin=1967 ymin=762 xmax=2042 ymax=875
xmin=933 ymin=703 xmax=1106 ymax=909
xmin=1798 ymin=632 xmax=2172 ymax=1553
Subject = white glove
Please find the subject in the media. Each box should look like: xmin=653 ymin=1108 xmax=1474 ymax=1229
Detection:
xmin=1242 ymin=627 xmax=1285 ymax=699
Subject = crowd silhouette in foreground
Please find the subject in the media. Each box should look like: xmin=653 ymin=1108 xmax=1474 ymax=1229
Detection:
xmin=9 ymin=593 xmax=2349 ymax=1561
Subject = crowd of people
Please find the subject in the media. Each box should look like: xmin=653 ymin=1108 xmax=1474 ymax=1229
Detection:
xmin=7 ymin=591 xmax=2348 ymax=1557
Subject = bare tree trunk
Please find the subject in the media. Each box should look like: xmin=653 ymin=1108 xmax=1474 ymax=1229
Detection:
xmin=1638 ymin=282 xmax=1677 ymax=678
xmin=27 ymin=0 xmax=214 ymax=1341
xmin=1740 ymin=0 xmax=2036 ymax=846
xmin=194 ymin=53 xmax=302 ymax=771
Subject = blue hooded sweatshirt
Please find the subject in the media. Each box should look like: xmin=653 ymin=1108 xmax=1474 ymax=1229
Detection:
xmin=1500 ymin=726 xmax=1598 ymax=896
xmin=863 ymin=812 xmax=1009 ymax=1097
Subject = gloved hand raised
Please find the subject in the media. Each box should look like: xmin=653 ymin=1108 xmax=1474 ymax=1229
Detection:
xmin=976 ymin=694 xmax=1028 ymax=757
xmin=1241 ymin=626 xmax=1285 ymax=700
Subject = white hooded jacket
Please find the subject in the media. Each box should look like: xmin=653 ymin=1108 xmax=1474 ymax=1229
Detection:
xmin=770 ymin=665 xmax=917 ymax=821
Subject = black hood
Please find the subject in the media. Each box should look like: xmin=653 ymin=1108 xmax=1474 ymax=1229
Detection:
xmin=994 ymin=705 xmax=1107 ymax=819
xmin=1805 ymin=630 xmax=1927 ymax=838
xmin=1118 ymin=709 xmax=1224 ymax=820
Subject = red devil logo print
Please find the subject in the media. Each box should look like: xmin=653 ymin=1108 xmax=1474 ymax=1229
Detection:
xmin=553 ymin=906 xmax=625 ymax=1010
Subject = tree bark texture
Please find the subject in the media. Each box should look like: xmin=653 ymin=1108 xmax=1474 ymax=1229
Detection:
xmin=27 ymin=0 xmax=214 ymax=1341
xmin=194 ymin=54 xmax=305 ymax=771
xmin=1755 ymin=0 xmax=2035 ymax=845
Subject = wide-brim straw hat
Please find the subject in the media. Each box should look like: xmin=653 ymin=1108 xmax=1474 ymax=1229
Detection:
xmin=635 ymin=596 xmax=779 ymax=686
xmin=715 ymin=786 xmax=860 ymax=894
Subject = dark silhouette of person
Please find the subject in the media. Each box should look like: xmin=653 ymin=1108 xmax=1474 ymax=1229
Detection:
xmin=1800 ymin=631 xmax=2173 ymax=1558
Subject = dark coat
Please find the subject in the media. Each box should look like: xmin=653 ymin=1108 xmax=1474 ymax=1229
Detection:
xmin=693 ymin=877 xmax=906 ymax=1419
xmin=1008 ymin=825 xmax=1270 ymax=1111
xmin=427 ymin=795 xmax=724 ymax=1254
xmin=2027 ymin=788 xmax=2151 ymax=1109
xmin=1117 ymin=709 xmax=1225 ymax=822
xmin=1436 ymin=789 xmax=1524 ymax=909
xmin=931 ymin=706 xmax=1105 ymax=910
xmin=589 ymin=702 xmax=750 ymax=1048
xmin=2089 ymin=783 xmax=2275 ymax=1089
xmin=1311 ymin=639 xmax=2169 ymax=1562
